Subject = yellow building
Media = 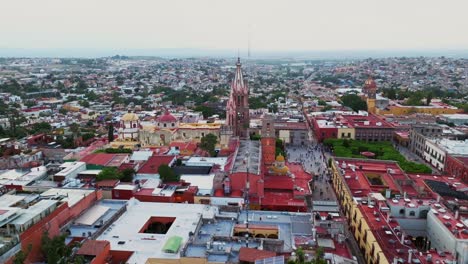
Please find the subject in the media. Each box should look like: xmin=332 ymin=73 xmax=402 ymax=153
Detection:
xmin=110 ymin=112 xmax=142 ymax=149
xmin=330 ymin=159 xmax=389 ymax=264
xmin=337 ymin=127 xmax=355 ymax=140
xmin=376 ymin=104 xmax=462 ymax=115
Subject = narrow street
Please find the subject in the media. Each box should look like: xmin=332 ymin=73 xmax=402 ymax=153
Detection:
xmin=396 ymin=145 xmax=442 ymax=174
xmin=286 ymin=140 xmax=365 ymax=264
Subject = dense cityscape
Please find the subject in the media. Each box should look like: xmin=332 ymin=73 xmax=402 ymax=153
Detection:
xmin=0 ymin=54 xmax=466 ymax=264
xmin=2 ymin=0 xmax=468 ymax=262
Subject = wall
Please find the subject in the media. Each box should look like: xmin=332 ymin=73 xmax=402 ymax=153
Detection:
xmin=337 ymin=127 xmax=355 ymax=140
xmin=229 ymin=172 xmax=261 ymax=196
xmin=423 ymin=140 xmax=446 ymax=171
xmin=13 ymin=190 xmax=102 ymax=263
xmin=445 ymin=155 xmax=468 ymax=183
xmin=315 ymin=126 xmax=337 ymax=142
xmin=89 ymin=242 xmax=110 ymax=264
xmin=330 ymin=161 xmax=389 ymax=264
xmin=426 ymin=211 xmax=456 ymax=255
xmin=394 ymin=218 xmax=427 ymax=237
xmin=377 ymin=106 xmax=462 ymax=116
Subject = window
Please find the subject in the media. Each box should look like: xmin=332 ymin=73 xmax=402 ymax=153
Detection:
xmin=164 ymin=123 xmax=167 ymax=127
xmin=399 ymin=208 xmax=405 ymax=215
xmin=172 ymin=123 xmax=175 ymax=127
xmin=409 ymin=211 xmax=415 ymax=216
xmin=342 ymin=133 xmax=345 ymax=137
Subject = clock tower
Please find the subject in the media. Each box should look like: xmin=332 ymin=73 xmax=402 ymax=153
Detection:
xmin=261 ymin=114 xmax=276 ymax=166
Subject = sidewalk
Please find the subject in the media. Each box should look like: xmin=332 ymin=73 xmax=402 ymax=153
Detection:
xmin=396 ymin=145 xmax=442 ymax=175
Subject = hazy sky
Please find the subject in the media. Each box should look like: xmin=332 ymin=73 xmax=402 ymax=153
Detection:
xmin=1 ymin=0 xmax=468 ymax=52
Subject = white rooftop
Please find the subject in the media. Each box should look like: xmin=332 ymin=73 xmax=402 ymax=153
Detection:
xmin=74 ymin=204 xmax=110 ymax=226
xmin=0 ymin=194 xmax=26 ymax=207
xmin=55 ymin=162 xmax=86 ymax=176
xmin=40 ymin=188 xmax=95 ymax=207
xmin=185 ymin=157 xmax=228 ymax=170
xmin=180 ymin=174 xmax=215 ymax=195
xmin=98 ymin=200 xmax=217 ymax=264
xmin=130 ymin=151 xmax=154 ymax=161
xmin=10 ymin=199 xmax=58 ymax=227
xmin=114 ymin=184 xmax=137 ymax=191
xmin=436 ymin=139 xmax=468 ymax=155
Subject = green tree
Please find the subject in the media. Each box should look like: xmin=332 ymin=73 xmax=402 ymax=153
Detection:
xmin=121 ymin=168 xmax=135 ymax=182
xmin=79 ymin=100 xmax=90 ymax=107
xmin=30 ymin=121 xmax=52 ymax=134
xmin=340 ymin=93 xmax=367 ymax=112
xmin=13 ymin=244 xmax=32 ymax=264
xmin=69 ymin=122 xmax=80 ymax=138
xmin=194 ymin=105 xmax=215 ymax=118
xmin=85 ymin=91 xmax=98 ymax=101
xmin=250 ymin=134 xmax=261 ymax=140
xmin=108 ymin=123 xmax=114 ymax=142
xmin=96 ymin=167 xmax=122 ymax=181
xmin=383 ymin=88 xmax=397 ymax=100
xmin=158 ymin=164 xmax=179 ymax=182
xmin=41 ymin=231 xmax=71 ymax=264
xmin=82 ymin=133 xmax=95 ymax=141
xmin=321 ymin=105 xmax=332 ymax=112
xmin=200 ymin=133 xmax=218 ymax=156
xmin=426 ymin=92 xmax=433 ymax=106
xmin=59 ymin=108 xmax=69 ymax=115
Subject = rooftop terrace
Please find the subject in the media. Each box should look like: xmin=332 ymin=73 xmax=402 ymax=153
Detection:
xmin=231 ymin=140 xmax=261 ymax=175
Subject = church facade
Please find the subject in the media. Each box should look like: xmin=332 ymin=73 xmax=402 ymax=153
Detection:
xmin=225 ymin=58 xmax=250 ymax=139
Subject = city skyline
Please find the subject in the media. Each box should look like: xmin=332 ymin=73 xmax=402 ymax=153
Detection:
xmin=1 ymin=0 xmax=468 ymax=58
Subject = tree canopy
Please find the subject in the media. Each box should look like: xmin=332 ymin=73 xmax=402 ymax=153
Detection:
xmin=340 ymin=93 xmax=367 ymax=112
xmin=158 ymin=164 xmax=179 ymax=182
xmin=96 ymin=167 xmax=134 ymax=182
xmin=41 ymin=231 xmax=84 ymax=264
xmin=200 ymin=133 xmax=218 ymax=156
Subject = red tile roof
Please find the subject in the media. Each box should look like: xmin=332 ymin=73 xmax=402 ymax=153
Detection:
xmin=343 ymin=114 xmax=393 ymax=128
xmin=118 ymin=162 xmax=137 ymax=171
xmin=238 ymin=247 xmax=276 ymax=262
xmin=80 ymin=153 xmax=129 ymax=166
xmin=170 ymin=141 xmax=198 ymax=152
xmin=95 ymin=179 xmax=120 ymax=188
xmin=81 ymin=153 xmax=113 ymax=166
xmin=77 ymin=240 xmax=109 ymax=256
xmin=137 ymin=155 xmax=176 ymax=174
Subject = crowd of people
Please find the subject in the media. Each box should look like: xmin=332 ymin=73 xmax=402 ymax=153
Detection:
xmin=285 ymin=142 xmax=334 ymax=200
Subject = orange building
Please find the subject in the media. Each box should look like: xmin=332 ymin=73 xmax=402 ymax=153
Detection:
xmin=261 ymin=115 xmax=276 ymax=166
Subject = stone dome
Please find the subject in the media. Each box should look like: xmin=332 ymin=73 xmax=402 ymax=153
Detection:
xmin=121 ymin=112 xmax=139 ymax=122
xmin=276 ymin=154 xmax=285 ymax=162
xmin=156 ymin=111 xmax=177 ymax=123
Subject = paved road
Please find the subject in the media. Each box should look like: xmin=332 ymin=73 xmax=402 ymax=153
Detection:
xmin=286 ymin=131 xmax=365 ymax=263
xmin=395 ymin=145 xmax=442 ymax=175
xmin=286 ymin=143 xmax=335 ymax=201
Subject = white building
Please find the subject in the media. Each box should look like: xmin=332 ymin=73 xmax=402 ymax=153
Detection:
xmin=439 ymin=114 xmax=468 ymax=126
xmin=424 ymin=139 xmax=468 ymax=171
xmin=54 ymin=161 xmax=86 ymax=181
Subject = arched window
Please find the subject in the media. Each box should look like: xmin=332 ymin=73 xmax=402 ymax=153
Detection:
xmin=409 ymin=211 xmax=415 ymax=216
xmin=172 ymin=123 xmax=175 ymax=127
xmin=399 ymin=208 xmax=405 ymax=215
